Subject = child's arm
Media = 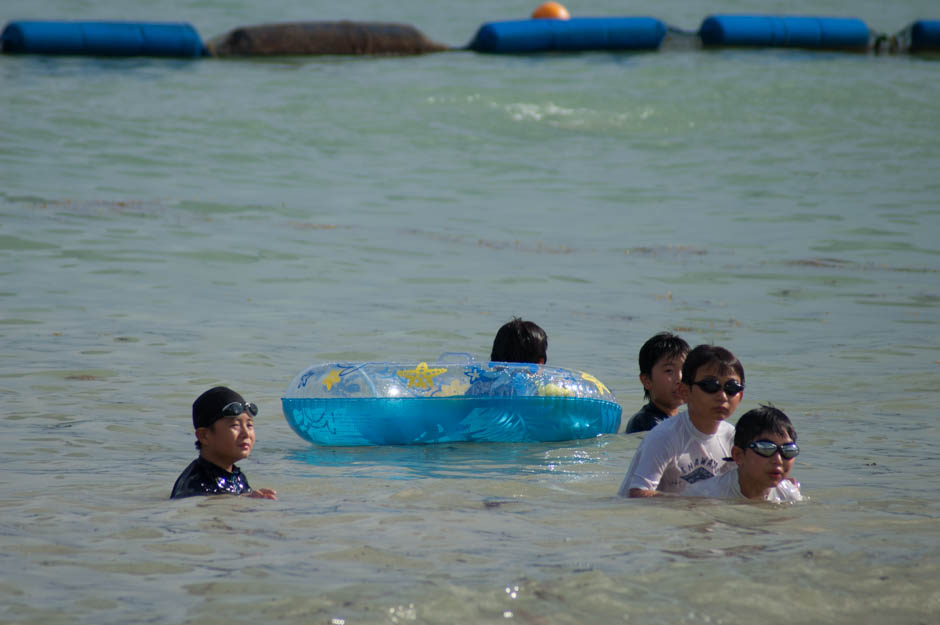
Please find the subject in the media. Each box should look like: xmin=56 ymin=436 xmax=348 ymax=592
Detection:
xmin=619 ymin=433 xmax=673 ymax=497
xmin=245 ymin=488 xmax=277 ymax=500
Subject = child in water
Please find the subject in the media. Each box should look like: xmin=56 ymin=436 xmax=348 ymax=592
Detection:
xmin=625 ymin=332 xmax=689 ymax=433
xmin=170 ymin=386 xmax=277 ymax=500
xmin=466 ymin=318 xmax=548 ymax=399
xmin=618 ymin=344 xmax=744 ymax=497
xmin=490 ymin=317 xmax=547 ymax=364
xmin=684 ymin=405 xmax=802 ymax=502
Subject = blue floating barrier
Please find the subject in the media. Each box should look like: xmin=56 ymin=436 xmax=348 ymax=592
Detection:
xmin=0 ymin=20 xmax=206 ymax=57
xmin=469 ymin=17 xmax=667 ymax=53
xmin=698 ymin=15 xmax=871 ymax=50
xmin=910 ymin=20 xmax=940 ymax=51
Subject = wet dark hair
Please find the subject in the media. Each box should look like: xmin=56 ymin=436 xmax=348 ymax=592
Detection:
xmin=638 ymin=332 xmax=690 ymax=399
xmin=733 ymin=404 xmax=797 ymax=449
xmin=490 ymin=317 xmax=548 ymax=364
xmin=682 ymin=344 xmax=744 ymax=388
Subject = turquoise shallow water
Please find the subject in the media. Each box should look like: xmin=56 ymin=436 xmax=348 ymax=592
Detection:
xmin=2 ymin=1 xmax=940 ymax=624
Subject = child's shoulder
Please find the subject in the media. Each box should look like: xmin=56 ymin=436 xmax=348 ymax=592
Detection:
xmin=641 ymin=411 xmax=687 ymax=446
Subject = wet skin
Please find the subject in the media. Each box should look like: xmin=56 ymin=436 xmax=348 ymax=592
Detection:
xmin=680 ymin=362 xmax=744 ymax=435
xmin=641 ymin=355 xmax=686 ymax=416
xmin=733 ymin=431 xmax=797 ymax=499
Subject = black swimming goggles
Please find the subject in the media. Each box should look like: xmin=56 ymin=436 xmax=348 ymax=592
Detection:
xmin=220 ymin=401 xmax=258 ymax=418
xmin=747 ymin=440 xmax=800 ymax=459
xmin=691 ymin=378 xmax=745 ymax=397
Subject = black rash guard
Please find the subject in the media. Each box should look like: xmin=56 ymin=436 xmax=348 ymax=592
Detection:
xmin=624 ymin=402 xmax=671 ymax=434
xmin=170 ymin=456 xmax=253 ymax=499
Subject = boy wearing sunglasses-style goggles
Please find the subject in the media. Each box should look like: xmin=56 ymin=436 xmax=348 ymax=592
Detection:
xmin=619 ymin=344 xmax=745 ymax=498
xmin=684 ymin=404 xmax=803 ymax=502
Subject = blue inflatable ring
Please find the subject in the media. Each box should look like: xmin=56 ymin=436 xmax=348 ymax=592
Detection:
xmin=282 ymin=357 xmax=622 ymax=446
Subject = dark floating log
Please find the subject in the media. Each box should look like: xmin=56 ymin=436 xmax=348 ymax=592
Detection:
xmin=207 ymin=21 xmax=449 ymax=56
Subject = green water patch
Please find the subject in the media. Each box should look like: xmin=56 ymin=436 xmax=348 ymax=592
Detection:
xmin=0 ymin=318 xmax=42 ymax=325
xmin=400 ymin=276 xmax=472 ymax=284
xmin=262 ymin=274 xmax=343 ymax=285
xmin=784 ymin=258 xmax=852 ymax=268
xmin=616 ymin=246 xmax=708 ymax=257
xmin=356 ymin=245 xmax=433 ymax=258
xmin=769 ymin=288 xmax=834 ymax=301
xmin=667 ymin=271 xmax=873 ymax=287
xmin=774 ymin=315 xmax=830 ymax=324
xmin=405 ymin=329 xmax=469 ymax=340
xmin=671 ymin=319 xmax=741 ymax=337
xmin=90 ymin=268 xmax=145 ymax=276
xmin=845 ymin=227 xmax=905 ymax=237
xmin=57 ymin=249 xmax=163 ymax=263
xmin=854 ymin=296 xmax=940 ymax=309
xmin=175 ymin=199 xmax=273 ymax=215
xmin=0 ymin=235 xmax=58 ymax=251
xmin=315 ymin=351 xmax=384 ymax=362
xmin=549 ymin=274 xmax=591 ymax=284
xmin=494 ymin=276 xmax=550 ymax=285
xmin=0 ymin=369 xmax=117 ymax=381
xmin=811 ymin=239 xmax=940 ymax=256
xmin=176 ymin=250 xmax=258 ymax=264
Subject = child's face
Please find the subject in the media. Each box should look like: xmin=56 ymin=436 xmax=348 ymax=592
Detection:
xmin=199 ymin=412 xmax=256 ymax=468
xmin=735 ymin=430 xmax=797 ymax=493
xmin=681 ymin=362 xmax=743 ymax=428
xmin=641 ymin=354 xmax=686 ymax=414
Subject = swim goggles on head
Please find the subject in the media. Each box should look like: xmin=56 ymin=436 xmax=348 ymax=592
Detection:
xmin=220 ymin=401 xmax=259 ymax=418
xmin=747 ymin=440 xmax=800 ymax=459
xmin=691 ymin=378 xmax=745 ymax=396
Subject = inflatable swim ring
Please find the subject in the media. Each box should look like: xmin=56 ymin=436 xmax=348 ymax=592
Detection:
xmin=282 ymin=356 xmax=622 ymax=446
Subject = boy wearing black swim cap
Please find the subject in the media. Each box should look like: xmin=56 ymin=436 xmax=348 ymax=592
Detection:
xmin=170 ymin=386 xmax=277 ymax=500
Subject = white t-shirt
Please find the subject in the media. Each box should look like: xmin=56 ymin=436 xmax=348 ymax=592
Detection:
xmin=618 ymin=411 xmax=734 ymax=496
xmin=684 ymin=468 xmax=803 ymax=502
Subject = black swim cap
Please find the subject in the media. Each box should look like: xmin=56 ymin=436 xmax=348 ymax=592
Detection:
xmin=192 ymin=386 xmax=245 ymax=429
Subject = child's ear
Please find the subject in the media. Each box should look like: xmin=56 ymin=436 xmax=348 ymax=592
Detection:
xmin=195 ymin=427 xmax=211 ymax=445
xmin=731 ymin=446 xmax=745 ymax=465
xmin=678 ymin=381 xmax=690 ymax=401
xmin=639 ymin=373 xmax=652 ymax=392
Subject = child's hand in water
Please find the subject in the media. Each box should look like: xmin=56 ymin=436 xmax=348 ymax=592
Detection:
xmin=246 ymin=488 xmax=277 ymax=500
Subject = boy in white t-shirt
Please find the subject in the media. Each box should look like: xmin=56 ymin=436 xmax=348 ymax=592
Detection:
xmin=684 ymin=405 xmax=802 ymax=502
xmin=618 ymin=344 xmax=745 ymax=497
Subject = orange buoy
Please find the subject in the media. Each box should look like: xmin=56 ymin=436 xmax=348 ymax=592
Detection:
xmin=531 ymin=2 xmax=571 ymax=20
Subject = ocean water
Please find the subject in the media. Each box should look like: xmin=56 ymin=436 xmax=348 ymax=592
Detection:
xmin=2 ymin=1 xmax=939 ymax=623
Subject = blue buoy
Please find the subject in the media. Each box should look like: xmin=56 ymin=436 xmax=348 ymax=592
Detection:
xmin=910 ymin=20 xmax=940 ymax=51
xmin=469 ymin=17 xmax=667 ymax=53
xmin=698 ymin=15 xmax=871 ymax=50
xmin=0 ymin=21 xmax=206 ymax=57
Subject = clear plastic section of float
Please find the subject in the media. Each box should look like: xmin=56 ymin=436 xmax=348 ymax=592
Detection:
xmin=282 ymin=355 xmax=622 ymax=446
